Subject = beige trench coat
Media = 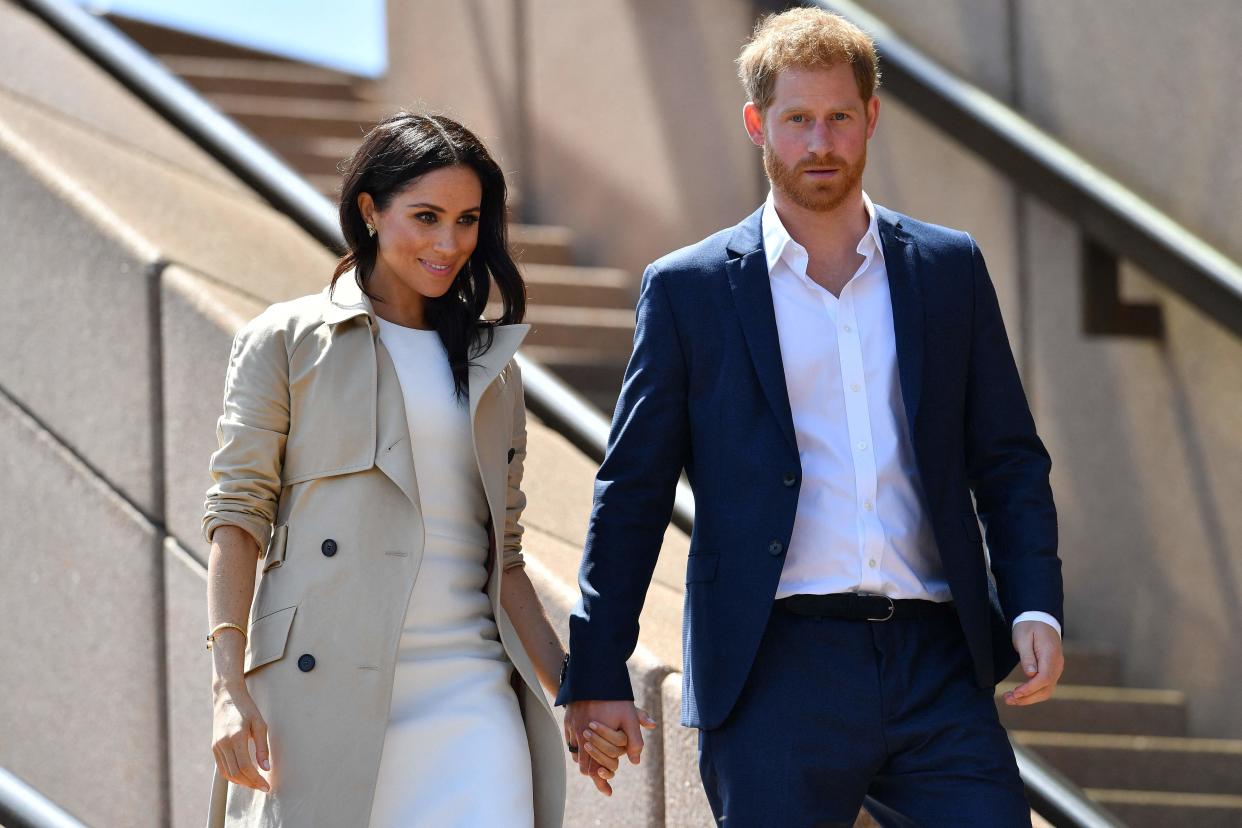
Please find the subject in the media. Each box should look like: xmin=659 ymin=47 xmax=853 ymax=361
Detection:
xmin=202 ymin=275 xmax=565 ymax=827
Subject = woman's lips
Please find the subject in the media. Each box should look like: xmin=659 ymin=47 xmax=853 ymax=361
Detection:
xmin=419 ymin=259 xmax=454 ymax=276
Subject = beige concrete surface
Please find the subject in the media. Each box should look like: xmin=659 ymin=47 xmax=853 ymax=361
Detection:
xmin=1025 ymin=198 xmax=1242 ymax=737
xmin=163 ymin=538 xmax=213 ymax=828
xmin=1015 ymin=1 xmax=1242 ymax=264
xmin=380 ymin=0 xmax=762 ymax=277
xmin=0 ymin=1 xmax=253 ymax=197
xmin=0 ymin=390 xmax=166 ymax=828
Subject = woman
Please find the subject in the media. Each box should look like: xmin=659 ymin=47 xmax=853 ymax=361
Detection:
xmin=203 ymin=112 xmax=636 ymax=827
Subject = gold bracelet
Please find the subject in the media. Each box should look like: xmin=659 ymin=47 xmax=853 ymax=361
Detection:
xmin=206 ymin=622 xmax=247 ymax=651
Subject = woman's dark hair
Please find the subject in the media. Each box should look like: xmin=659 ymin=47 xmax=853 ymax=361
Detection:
xmin=333 ymin=111 xmax=526 ymax=399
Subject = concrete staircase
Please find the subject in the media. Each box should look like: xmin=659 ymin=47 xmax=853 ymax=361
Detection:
xmin=999 ymin=644 xmax=1242 ymax=826
xmin=108 ymin=15 xmax=633 ymax=414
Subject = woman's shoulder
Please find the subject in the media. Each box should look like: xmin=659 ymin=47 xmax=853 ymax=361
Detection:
xmin=234 ymin=289 xmax=333 ymax=351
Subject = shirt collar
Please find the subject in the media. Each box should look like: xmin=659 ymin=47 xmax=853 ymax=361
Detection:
xmin=762 ymin=190 xmax=882 ymax=276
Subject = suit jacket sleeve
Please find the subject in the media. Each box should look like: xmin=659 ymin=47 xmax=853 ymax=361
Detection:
xmin=202 ymin=313 xmax=290 ymax=553
xmin=556 ymin=265 xmax=690 ymax=704
xmin=964 ymin=237 xmax=1063 ymax=628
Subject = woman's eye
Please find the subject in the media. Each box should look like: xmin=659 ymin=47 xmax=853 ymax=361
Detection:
xmin=414 ymin=212 xmax=437 ymax=224
xmin=459 ymin=214 xmax=480 ymax=226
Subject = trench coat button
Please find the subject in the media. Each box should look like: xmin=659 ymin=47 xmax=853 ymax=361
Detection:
xmin=321 ymin=539 xmax=337 ymax=557
xmin=508 ymin=448 xmax=516 ymax=464
xmin=782 ymin=472 xmax=797 ymax=487
xmin=297 ymin=654 xmax=316 ymax=672
xmin=768 ymin=540 xmax=784 ymax=556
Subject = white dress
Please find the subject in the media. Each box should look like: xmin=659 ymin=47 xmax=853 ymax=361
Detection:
xmin=367 ymin=319 xmax=534 ymax=828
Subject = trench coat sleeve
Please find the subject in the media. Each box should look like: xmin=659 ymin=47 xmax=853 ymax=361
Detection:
xmin=502 ymin=360 xmax=528 ymax=571
xmin=202 ymin=312 xmax=290 ymax=552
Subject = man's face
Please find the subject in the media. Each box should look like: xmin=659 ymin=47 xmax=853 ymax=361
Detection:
xmin=744 ymin=63 xmax=879 ymax=212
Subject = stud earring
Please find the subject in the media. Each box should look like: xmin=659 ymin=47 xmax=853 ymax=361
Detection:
xmin=366 ymin=223 xmax=376 ymax=238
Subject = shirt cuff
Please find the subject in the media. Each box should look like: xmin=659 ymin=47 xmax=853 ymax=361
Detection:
xmin=1011 ymin=611 xmax=1061 ymax=638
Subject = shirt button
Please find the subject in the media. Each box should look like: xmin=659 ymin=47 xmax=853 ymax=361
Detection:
xmin=297 ymin=654 xmax=316 ymax=672
xmin=768 ymin=540 xmax=784 ymax=556
xmin=864 ymin=501 xmax=874 ymax=511
xmin=868 ymin=560 xmax=877 ymax=569
xmin=782 ymin=472 xmax=797 ymax=488
xmin=321 ymin=539 xmax=338 ymax=557
xmin=857 ymin=441 xmax=868 ymax=451
xmin=851 ymin=383 xmax=861 ymax=393
xmin=843 ymin=324 xmax=853 ymax=333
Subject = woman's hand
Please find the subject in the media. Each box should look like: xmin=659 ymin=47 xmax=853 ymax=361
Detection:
xmin=212 ymin=682 xmax=271 ymax=793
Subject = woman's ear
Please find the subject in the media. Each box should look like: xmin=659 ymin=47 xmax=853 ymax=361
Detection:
xmin=357 ymin=192 xmax=376 ymax=226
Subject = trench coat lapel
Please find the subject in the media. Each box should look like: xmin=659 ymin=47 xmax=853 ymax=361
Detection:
xmin=373 ymin=339 xmax=420 ymax=508
xmin=468 ymin=325 xmax=531 ymax=420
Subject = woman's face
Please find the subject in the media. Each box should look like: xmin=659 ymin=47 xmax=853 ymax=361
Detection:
xmin=364 ymin=164 xmax=484 ymax=305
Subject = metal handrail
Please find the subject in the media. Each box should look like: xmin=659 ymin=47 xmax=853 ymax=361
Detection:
xmin=809 ymin=0 xmax=1242 ymax=336
xmin=1012 ymin=741 xmax=1127 ymax=828
xmin=0 ymin=767 xmax=91 ymax=828
xmin=15 ymin=0 xmax=696 ymax=534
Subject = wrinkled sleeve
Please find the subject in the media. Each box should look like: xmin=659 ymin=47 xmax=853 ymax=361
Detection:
xmin=201 ymin=314 xmax=290 ymax=552
xmin=501 ymin=360 xmax=528 ymax=571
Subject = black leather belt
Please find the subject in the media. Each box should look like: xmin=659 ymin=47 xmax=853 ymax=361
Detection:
xmin=777 ymin=593 xmax=954 ymax=622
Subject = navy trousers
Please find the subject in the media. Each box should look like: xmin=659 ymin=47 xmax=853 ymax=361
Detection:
xmin=697 ymin=602 xmax=1030 ymax=828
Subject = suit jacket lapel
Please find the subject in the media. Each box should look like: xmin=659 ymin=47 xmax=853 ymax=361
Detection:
xmin=726 ymin=208 xmax=799 ymax=455
xmin=877 ymin=207 xmax=924 ymax=439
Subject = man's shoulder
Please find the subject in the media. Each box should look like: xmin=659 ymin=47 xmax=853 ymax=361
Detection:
xmin=875 ymin=204 xmax=976 ymax=258
xmin=648 ymin=225 xmax=737 ymax=278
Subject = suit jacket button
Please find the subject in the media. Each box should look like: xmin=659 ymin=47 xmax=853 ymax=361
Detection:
xmin=768 ymin=540 xmax=784 ymax=556
xmin=782 ymin=472 xmax=797 ymax=487
xmin=321 ymin=539 xmax=338 ymax=557
xmin=297 ymin=654 xmax=316 ymax=672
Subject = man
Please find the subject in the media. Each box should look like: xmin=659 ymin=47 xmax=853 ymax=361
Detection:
xmin=558 ymin=8 xmax=1064 ymax=826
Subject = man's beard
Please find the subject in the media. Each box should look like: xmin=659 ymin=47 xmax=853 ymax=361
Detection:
xmin=764 ymin=143 xmax=865 ymax=212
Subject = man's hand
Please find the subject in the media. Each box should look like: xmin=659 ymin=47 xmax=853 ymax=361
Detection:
xmin=1003 ymin=620 xmax=1065 ymax=706
xmin=563 ymin=700 xmax=657 ymax=796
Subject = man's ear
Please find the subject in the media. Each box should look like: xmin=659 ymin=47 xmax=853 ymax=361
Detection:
xmin=865 ymin=95 xmax=880 ymax=140
xmin=742 ymin=102 xmax=766 ymax=148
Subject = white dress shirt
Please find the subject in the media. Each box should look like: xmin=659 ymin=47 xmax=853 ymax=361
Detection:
xmin=763 ymin=191 xmax=1059 ymax=635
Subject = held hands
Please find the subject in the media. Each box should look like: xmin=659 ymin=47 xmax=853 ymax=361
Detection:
xmin=1003 ymin=620 xmax=1065 ymax=706
xmin=563 ymin=701 xmax=658 ymax=796
xmin=212 ymin=682 xmax=272 ymax=793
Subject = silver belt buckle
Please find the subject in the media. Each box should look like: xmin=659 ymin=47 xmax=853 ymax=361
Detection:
xmin=863 ymin=594 xmax=895 ymax=622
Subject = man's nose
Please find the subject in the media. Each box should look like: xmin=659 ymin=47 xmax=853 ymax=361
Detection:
xmin=807 ymin=121 xmax=834 ymax=154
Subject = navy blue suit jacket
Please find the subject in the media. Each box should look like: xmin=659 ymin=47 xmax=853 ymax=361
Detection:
xmin=556 ymin=205 xmax=1062 ymax=730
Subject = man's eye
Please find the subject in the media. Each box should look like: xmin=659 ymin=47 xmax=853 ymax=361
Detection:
xmin=832 ymin=113 xmax=848 ymax=121
xmin=790 ymin=114 xmax=805 ymax=123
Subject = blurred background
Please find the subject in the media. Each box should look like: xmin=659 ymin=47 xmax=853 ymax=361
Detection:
xmin=2 ymin=1 xmax=1240 ymax=826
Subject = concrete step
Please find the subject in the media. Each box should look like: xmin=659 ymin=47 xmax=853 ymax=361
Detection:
xmin=490 ymin=304 xmax=635 ymax=354
xmin=162 ymin=55 xmax=364 ymax=100
xmin=107 ymin=14 xmax=294 ymax=62
xmin=204 ymin=93 xmax=393 ymax=139
xmin=510 ymin=225 xmax=575 ymax=266
xmin=997 ymin=683 xmax=1187 ymax=736
xmin=522 ymin=263 xmax=633 ymax=308
xmin=1085 ymin=789 xmax=1242 ymax=828
xmin=1013 ymin=731 xmax=1242 ymax=795
xmin=1005 ymin=641 xmax=1123 ymax=687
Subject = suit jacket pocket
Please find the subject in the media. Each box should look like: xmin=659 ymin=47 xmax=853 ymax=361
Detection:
xmin=244 ymin=605 xmax=297 ymax=674
xmin=685 ymin=553 xmax=720 ymax=584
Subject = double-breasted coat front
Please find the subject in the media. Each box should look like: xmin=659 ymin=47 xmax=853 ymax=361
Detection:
xmin=202 ymin=275 xmax=566 ymax=827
